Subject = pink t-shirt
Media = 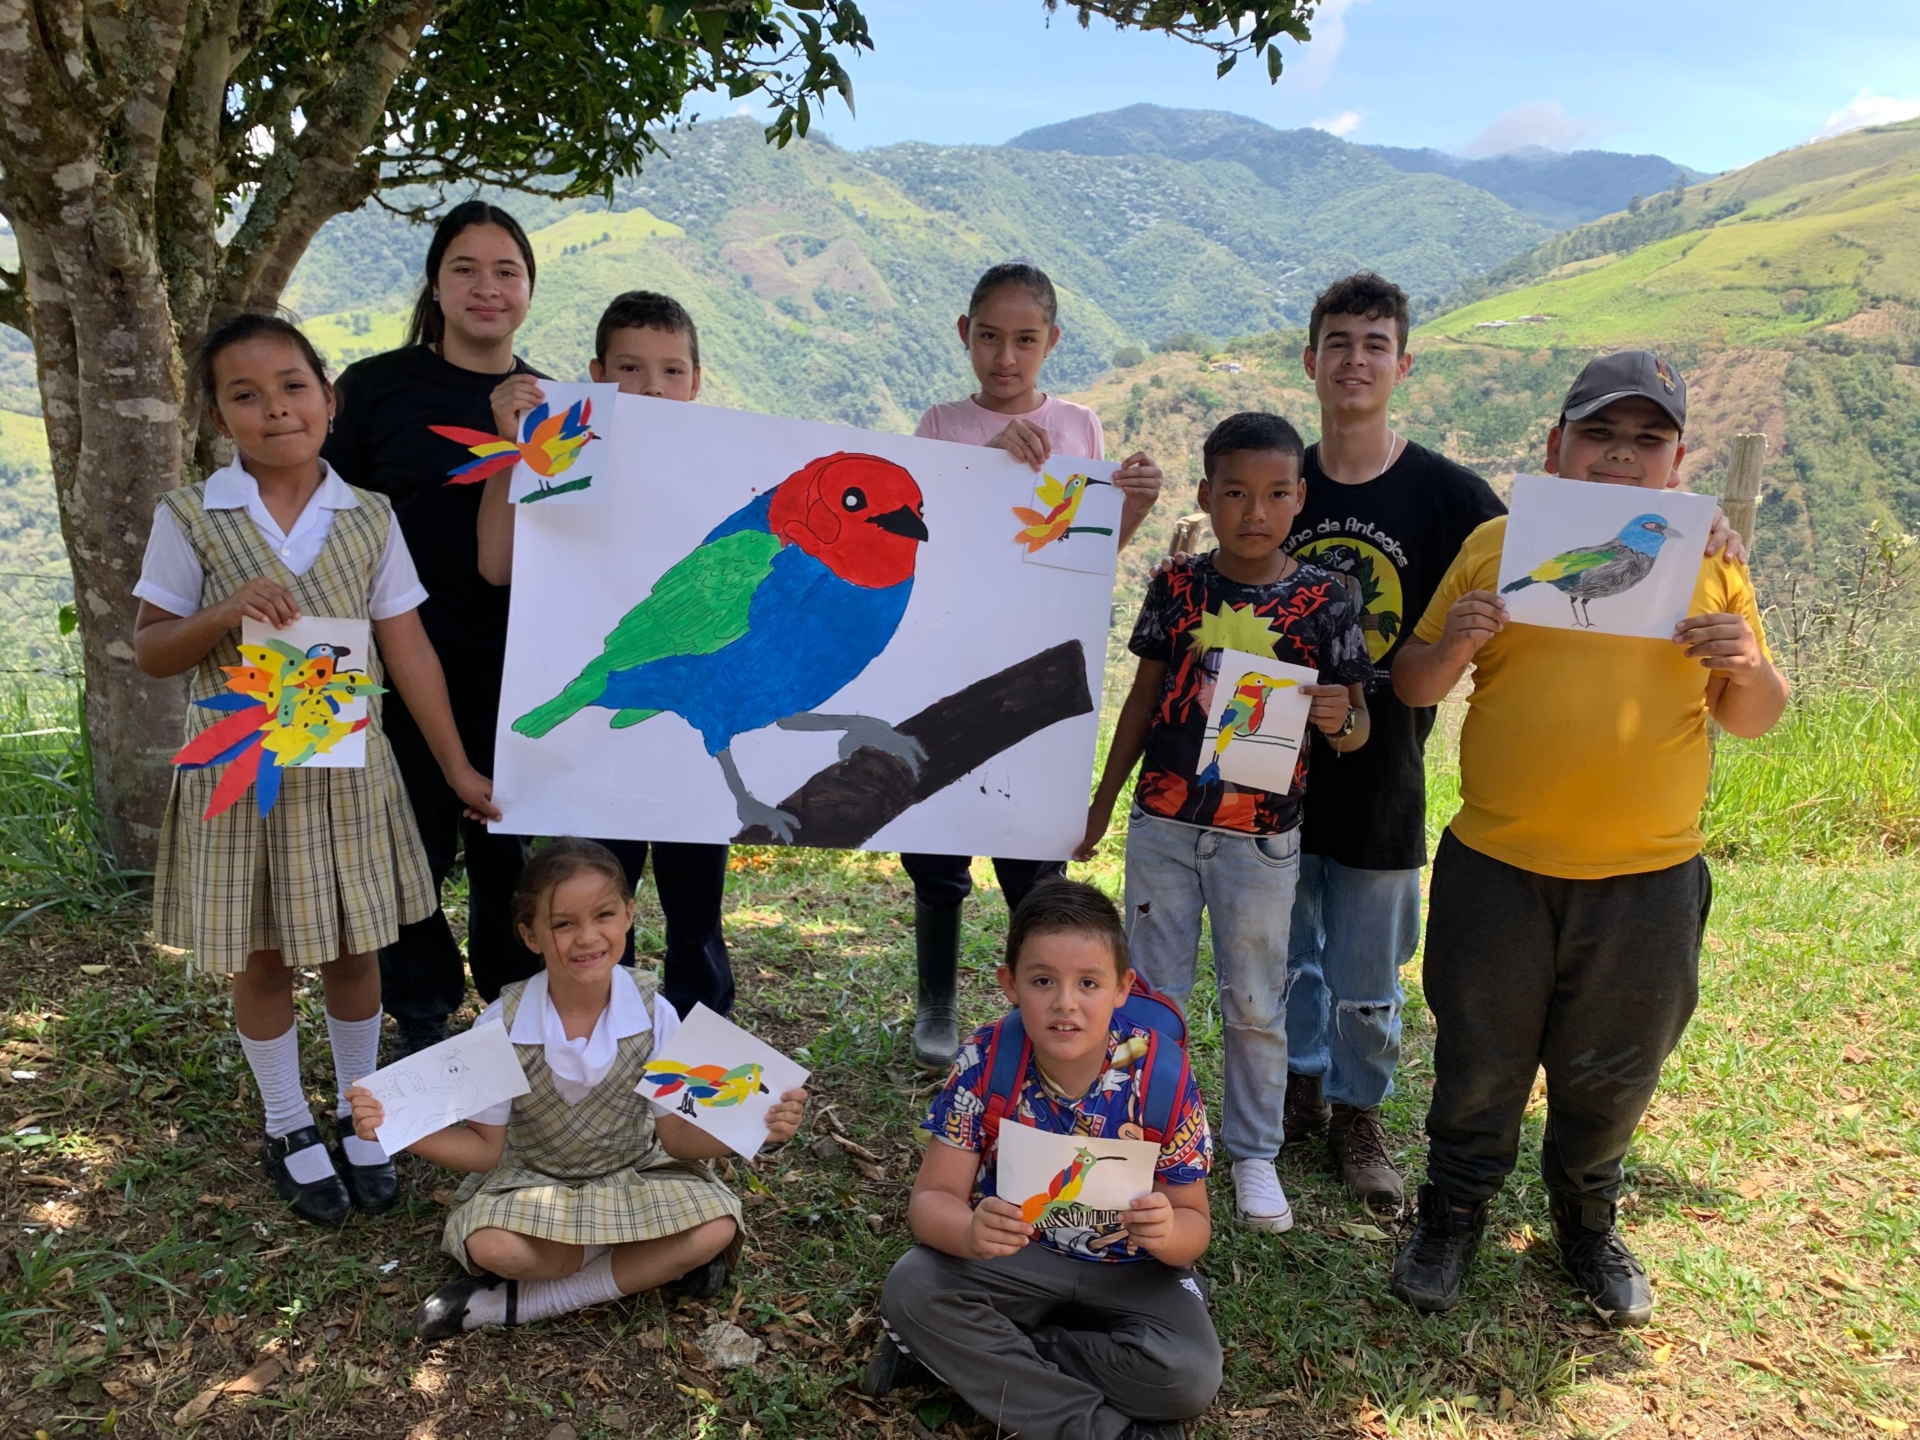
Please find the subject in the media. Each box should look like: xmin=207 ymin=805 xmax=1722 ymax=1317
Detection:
xmin=914 ymin=394 xmax=1106 ymax=461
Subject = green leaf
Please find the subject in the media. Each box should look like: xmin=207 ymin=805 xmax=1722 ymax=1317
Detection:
xmin=918 ymin=1397 xmax=953 ymax=1428
xmin=57 ymin=602 xmax=77 ymax=636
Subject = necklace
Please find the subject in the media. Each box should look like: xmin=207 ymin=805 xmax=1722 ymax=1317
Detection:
xmin=1373 ymin=428 xmax=1402 ymax=481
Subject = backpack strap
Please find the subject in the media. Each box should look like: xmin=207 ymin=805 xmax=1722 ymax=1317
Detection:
xmin=1134 ymin=1030 xmax=1191 ymax=1146
xmin=975 ymin=1012 xmax=1033 ymax=1149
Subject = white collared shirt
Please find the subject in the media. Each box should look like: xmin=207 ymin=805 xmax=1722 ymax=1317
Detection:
xmin=133 ymin=459 xmax=428 ymax=620
xmin=468 ymin=967 xmax=682 ymax=1122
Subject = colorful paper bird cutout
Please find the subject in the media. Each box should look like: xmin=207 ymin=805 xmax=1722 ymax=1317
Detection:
xmin=171 ymin=639 xmax=384 ymax=820
xmin=1198 ymin=671 xmax=1299 ymax=786
xmin=1017 ymin=1146 xmax=1114 ymax=1226
xmin=1010 ymin=472 xmax=1113 ymax=553
xmin=640 ymin=1059 xmax=770 ymax=1118
xmin=432 ymin=397 xmax=599 ymax=499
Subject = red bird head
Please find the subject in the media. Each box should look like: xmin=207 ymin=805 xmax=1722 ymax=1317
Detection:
xmin=767 ymin=452 xmax=928 ymax=589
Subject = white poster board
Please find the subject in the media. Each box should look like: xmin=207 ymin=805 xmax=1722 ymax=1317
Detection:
xmin=239 ymin=616 xmax=375 ymax=768
xmin=995 ymin=1120 xmax=1159 ymax=1255
xmin=635 ymin=1003 xmax=810 ymax=1160
xmin=356 ymin=1023 xmax=532 ymax=1156
xmin=1497 ymin=475 xmax=1716 ymax=639
xmin=1197 ymin=651 xmax=1319 ymax=793
xmin=492 ymin=395 xmax=1117 ymax=858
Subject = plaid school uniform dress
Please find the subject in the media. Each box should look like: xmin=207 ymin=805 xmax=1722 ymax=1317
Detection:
xmin=150 ymin=482 xmax=436 ymax=973
xmin=442 ymin=975 xmax=742 ymax=1272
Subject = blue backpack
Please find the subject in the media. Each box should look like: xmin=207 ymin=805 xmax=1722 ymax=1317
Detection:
xmin=973 ymin=976 xmax=1192 ymax=1146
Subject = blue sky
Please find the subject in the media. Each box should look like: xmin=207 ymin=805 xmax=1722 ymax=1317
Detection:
xmin=713 ymin=0 xmax=1920 ymax=174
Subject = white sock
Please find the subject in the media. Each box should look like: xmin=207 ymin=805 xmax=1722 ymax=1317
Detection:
xmin=462 ymin=1250 xmax=625 ymax=1330
xmin=237 ymin=1025 xmax=332 ymax=1184
xmin=326 ymin=1010 xmax=389 ymax=1165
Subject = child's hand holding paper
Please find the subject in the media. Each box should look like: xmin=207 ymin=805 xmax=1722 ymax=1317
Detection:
xmin=635 ymin=1003 xmax=811 ymax=1159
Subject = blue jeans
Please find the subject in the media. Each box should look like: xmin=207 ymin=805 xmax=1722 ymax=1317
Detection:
xmin=1122 ymin=808 xmax=1300 ymax=1162
xmin=1284 ymin=854 xmax=1419 ymax=1110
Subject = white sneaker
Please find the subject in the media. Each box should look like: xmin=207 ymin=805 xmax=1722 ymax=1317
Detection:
xmin=1233 ymin=1159 xmax=1295 ymax=1233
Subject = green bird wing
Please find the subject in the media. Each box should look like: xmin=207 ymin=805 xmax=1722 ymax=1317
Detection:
xmin=514 ymin=529 xmax=783 ymax=738
xmin=1527 ymin=543 xmax=1617 ymax=583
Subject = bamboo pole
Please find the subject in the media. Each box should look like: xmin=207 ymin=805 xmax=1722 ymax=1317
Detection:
xmin=1722 ymin=433 xmax=1766 ymax=549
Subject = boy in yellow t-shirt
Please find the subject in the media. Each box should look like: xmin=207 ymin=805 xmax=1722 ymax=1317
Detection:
xmin=1388 ymin=351 xmax=1788 ymax=1327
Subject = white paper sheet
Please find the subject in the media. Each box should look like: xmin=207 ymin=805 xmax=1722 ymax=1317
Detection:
xmin=1197 ymin=650 xmax=1320 ymax=794
xmin=634 ymin=1003 xmax=810 ymax=1160
xmin=1015 ymin=465 xmax=1125 ymax=574
xmin=1497 ymin=475 xmax=1717 ymax=639
xmin=995 ymin=1119 xmax=1160 ymax=1256
xmin=239 ymin=616 xmax=374 ymax=768
xmin=357 ymin=1023 xmax=531 ymax=1155
xmin=509 ymin=382 xmax=621 ymax=506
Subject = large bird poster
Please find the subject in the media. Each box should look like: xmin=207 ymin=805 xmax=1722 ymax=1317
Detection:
xmin=1497 ymin=475 xmax=1718 ymax=640
xmin=491 ymin=394 xmax=1119 ymax=858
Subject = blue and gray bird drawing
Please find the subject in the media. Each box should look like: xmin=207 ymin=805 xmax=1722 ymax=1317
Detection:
xmin=1501 ymin=512 xmax=1683 ymax=628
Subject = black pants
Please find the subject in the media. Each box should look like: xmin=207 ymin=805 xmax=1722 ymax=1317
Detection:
xmin=599 ymin=839 xmax=734 ymax=1019
xmin=1421 ymin=831 xmax=1709 ymax=1206
xmin=379 ymin=659 xmax=538 ymax=1019
xmin=901 ymin=853 xmax=1066 ymax=914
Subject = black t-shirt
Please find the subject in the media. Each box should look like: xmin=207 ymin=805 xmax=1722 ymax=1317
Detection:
xmin=322 ymin=345 xmax=546 ymax=662
xmin=1282 ymin=440 xmax=1505 ymax=870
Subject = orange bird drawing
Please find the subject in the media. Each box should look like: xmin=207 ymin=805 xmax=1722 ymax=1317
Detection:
xmin=1018 ymin=1146 xmax=1113 ymax=1225
xmin=433 ymin=397 xmax=598 ymax=488
xmin=1010 ymin=472 xmax=1113 ymax=553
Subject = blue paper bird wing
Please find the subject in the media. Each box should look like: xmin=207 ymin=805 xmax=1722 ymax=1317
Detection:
xmin=518 ymin=401 xmax=551 ymax=444
xmin=1527 ymin=543 xmax=1617 ymax=583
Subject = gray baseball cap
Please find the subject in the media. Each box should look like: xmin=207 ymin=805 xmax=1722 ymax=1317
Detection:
xmin=1559 ymin=350 xmax=1687 ymax=431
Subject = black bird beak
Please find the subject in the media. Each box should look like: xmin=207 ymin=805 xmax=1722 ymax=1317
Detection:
xmin=870 ymin=505 xmax=929 ymax=541
xmin=334 ymin=645 xmax=351 ymax=659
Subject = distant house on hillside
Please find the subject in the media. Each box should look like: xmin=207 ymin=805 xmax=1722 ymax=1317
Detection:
xmin=1208 ymin=360 xmax=1244 ymax=372
xmin=1474 ymin=320 xmax=1511 ymax=330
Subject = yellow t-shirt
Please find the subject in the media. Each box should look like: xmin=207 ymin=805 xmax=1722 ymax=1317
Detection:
xmin=1413 ymin=515 xmax=1771 ymax=880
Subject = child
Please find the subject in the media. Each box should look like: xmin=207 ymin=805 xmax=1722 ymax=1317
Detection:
xmin=1390 ymin=351 xmax=1788 ymax=1325
xmin=347 ymin=838 xmax=807 ymax=1339
xmin=1078 ymin=411 xmax=1372 ymax=1236
xmin=133 ymin=313 xmax=500 ymax=1225
xmin=866 ymin=880 xmax=1221 ymax=1440
xmin=476 ymin=292 xmax=735 ymax=1020
xmin=903 ymin=259 xmax=1165 ymax=1073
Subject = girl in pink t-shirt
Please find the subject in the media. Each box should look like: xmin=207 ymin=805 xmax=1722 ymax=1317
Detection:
xmin=901 ymin=263 xmax=1164 ymax=1076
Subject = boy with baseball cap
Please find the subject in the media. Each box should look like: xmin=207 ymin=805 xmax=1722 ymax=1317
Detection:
xmin=1388 ymin=350 xmax=1788 ymax=1325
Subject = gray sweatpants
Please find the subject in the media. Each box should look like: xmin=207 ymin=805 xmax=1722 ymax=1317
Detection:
xmin=880 ymin=1243 xmax=1222 ymax=1440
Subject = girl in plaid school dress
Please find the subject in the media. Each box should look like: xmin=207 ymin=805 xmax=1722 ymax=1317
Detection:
xmin=347 ymin=840 xmax=808 ymax=1338
xmin=134 ymin=315 xmax=499 ymax=1226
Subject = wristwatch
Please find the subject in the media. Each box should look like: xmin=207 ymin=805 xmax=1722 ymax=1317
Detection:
xmin=1332 ymin=705 xmax=1358 ymax=741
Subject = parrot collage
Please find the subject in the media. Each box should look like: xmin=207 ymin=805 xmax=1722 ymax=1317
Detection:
xmin=1010 ymin=471 xmax=1113 ymax=554
xmin=1502 ymin=511 xmax=1681 ymax=627
xmin=640 ymin=1059 xmax=771 ymax=1117
xmin=1197 ymin=672 xmax=1300 ymax=787
xmin=431 ymin=397 xmax=600 ymax=499
xmin=1018 ymin=1146 xmax=1114 ymax=1226
xmin=171 ymin=640 xmax=385 ymax=819
xmin=513 ymin=451 xmax=931 ymax=841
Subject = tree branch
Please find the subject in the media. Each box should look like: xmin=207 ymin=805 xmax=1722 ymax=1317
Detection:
xmin=732 ymin=640 xmax=1095 ymax=848
xmin=0 ymin=262 xmax=27 ymax=334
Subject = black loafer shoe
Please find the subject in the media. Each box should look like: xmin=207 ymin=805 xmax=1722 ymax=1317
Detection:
xmin=667 ymin=1252 xmax=729 ymax=1300
xmin=262 ymin=1126 xmax=351 ymax=1226
xmin=859 ymin=1330 xmax=931 ymax=1398
xmin=331 ymin=1114 xmax=400 ymax=1215
xmin=414 ymin=1274 xmax=513 ymax=1341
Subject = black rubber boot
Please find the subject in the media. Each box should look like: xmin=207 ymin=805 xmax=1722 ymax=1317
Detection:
xmin=1390 ymin=1183 xmax=1489 ymax=1313
xmin=1550 ymin=1194 xmax=1653 ymax=1327
xmin=389 ymin=1015 xmax=448 ymax=1064
xmin=911 ymin=901 xmax=962 ymax=1072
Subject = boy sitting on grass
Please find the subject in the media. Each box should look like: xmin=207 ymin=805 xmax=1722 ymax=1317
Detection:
xmin=865 ymin=880 xmax=1221 ymax=1440
xmin=1390 ymin=351 xmax=1789 ymax=1326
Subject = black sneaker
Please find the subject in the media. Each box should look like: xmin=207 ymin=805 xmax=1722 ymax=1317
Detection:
xmin=262 ymin=1126 xmax=351 ymax=1226
xmin=413 ymin=1274 xmax=513 ymax=1341
xmin=1282 ymin=1070 xmax=1330 ymax=1148
xmin=389 ymin=1015 xmax=448 ymax=1063
xmin=1122 ymin=1424 xmax=1187 ymax=1440
xmin=859 ymin=1330 xmax=931 ymax=1398
xmin=1550 ymin=1195 xmax=1653 ymax=1327
xmin=1390 ymin=1183 xmax=1488 ymax=1313
xmin=330 ymin=1114 xmax=400 ymax=1215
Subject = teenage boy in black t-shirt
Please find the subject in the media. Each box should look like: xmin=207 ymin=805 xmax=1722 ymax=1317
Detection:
xmin=1278 ymin=273 xmax=1504 ymax=1217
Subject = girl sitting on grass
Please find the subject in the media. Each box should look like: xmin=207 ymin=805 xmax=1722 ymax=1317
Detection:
xmin=347 ymin=839 xmax=807 ymax=1339
xmin=133 ymin=313 xmax=498 ymax=1226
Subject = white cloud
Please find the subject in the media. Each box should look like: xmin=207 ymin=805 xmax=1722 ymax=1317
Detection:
xmin=1290 ymin=0 xmax=1369 ymax=91
xmin=1463 ymin=101 xmax=1603 ymax=158
xmin=1312 ymin=110 xmax=1362 ymax=138
xmin=1813 ymin=90 xmax=1920 ymax=141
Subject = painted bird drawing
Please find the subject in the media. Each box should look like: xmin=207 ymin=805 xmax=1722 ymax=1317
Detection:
xmin=1010 ymin=472 xmax=1112 ymax=553
xmin=641 ymin=1060 xmax=770 ymax=1117
xmin=432 ymin=397 xmax=599 ymax=499
xmin=1197 ymin=672 xmax=1299 ymax=786
xmin=513 ymin=452 xmax=930 ymax=841
xmin=172 ymin=640 xmax=384 ymax=819
xmin=1502 ymin=512 xmax=1683 ymax=628
xmin=1019 ymin=1146 xmax=1114 ymax=1226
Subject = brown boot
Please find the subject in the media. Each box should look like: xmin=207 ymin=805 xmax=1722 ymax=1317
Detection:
xmin=1329 ymin=1103 xmax=1404 ymax=1219
xmin=1282 ymin=1070 xmax=1330 ymax=1148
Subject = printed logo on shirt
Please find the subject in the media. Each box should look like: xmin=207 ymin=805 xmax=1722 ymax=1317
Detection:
xmin=1292 ymin=536 xmax=1404 ymax=665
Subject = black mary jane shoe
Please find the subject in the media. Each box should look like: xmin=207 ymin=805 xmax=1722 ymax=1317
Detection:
xmin=330 ymin=1114 xmax=400 ymax=1215
xmin=666 ymin=1252 xmax=729 ymax=1300
xmin=413 ymin=1274 xmax=514 ymax=1341
xmin=262 ymin=1126 xmax=352 ymax=1226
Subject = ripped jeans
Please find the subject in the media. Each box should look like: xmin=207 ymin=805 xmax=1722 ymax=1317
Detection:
xmin=1122 ymin=807 xmax=1300 ymax=1162
xmin=1284 ymin=854 xmax=1419 ymax=1110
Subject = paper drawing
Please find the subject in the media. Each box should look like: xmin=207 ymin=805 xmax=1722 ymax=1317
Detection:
xmin=171 ymin=616 xmax=382 ymax=820
xmin=492 ymin=394 xmax=1117 ymax=860
xmin=1197 ymin=650 xmax=1319 ymax=794
xmin=995 ymin=1120 xmax=1159 ymax=1257
xmin=357 ymin=1022 xmax=531 ymax=1156
xmin=635 ymin=1003 xmax=809 ymax=1159
xmin=431 ymin=381 xmax=620 ymax=505
xmin=1497 ymin=475 xmax=1717 ymax=639
xmin=1012 ymin=465 xmax=1124 ymax=575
